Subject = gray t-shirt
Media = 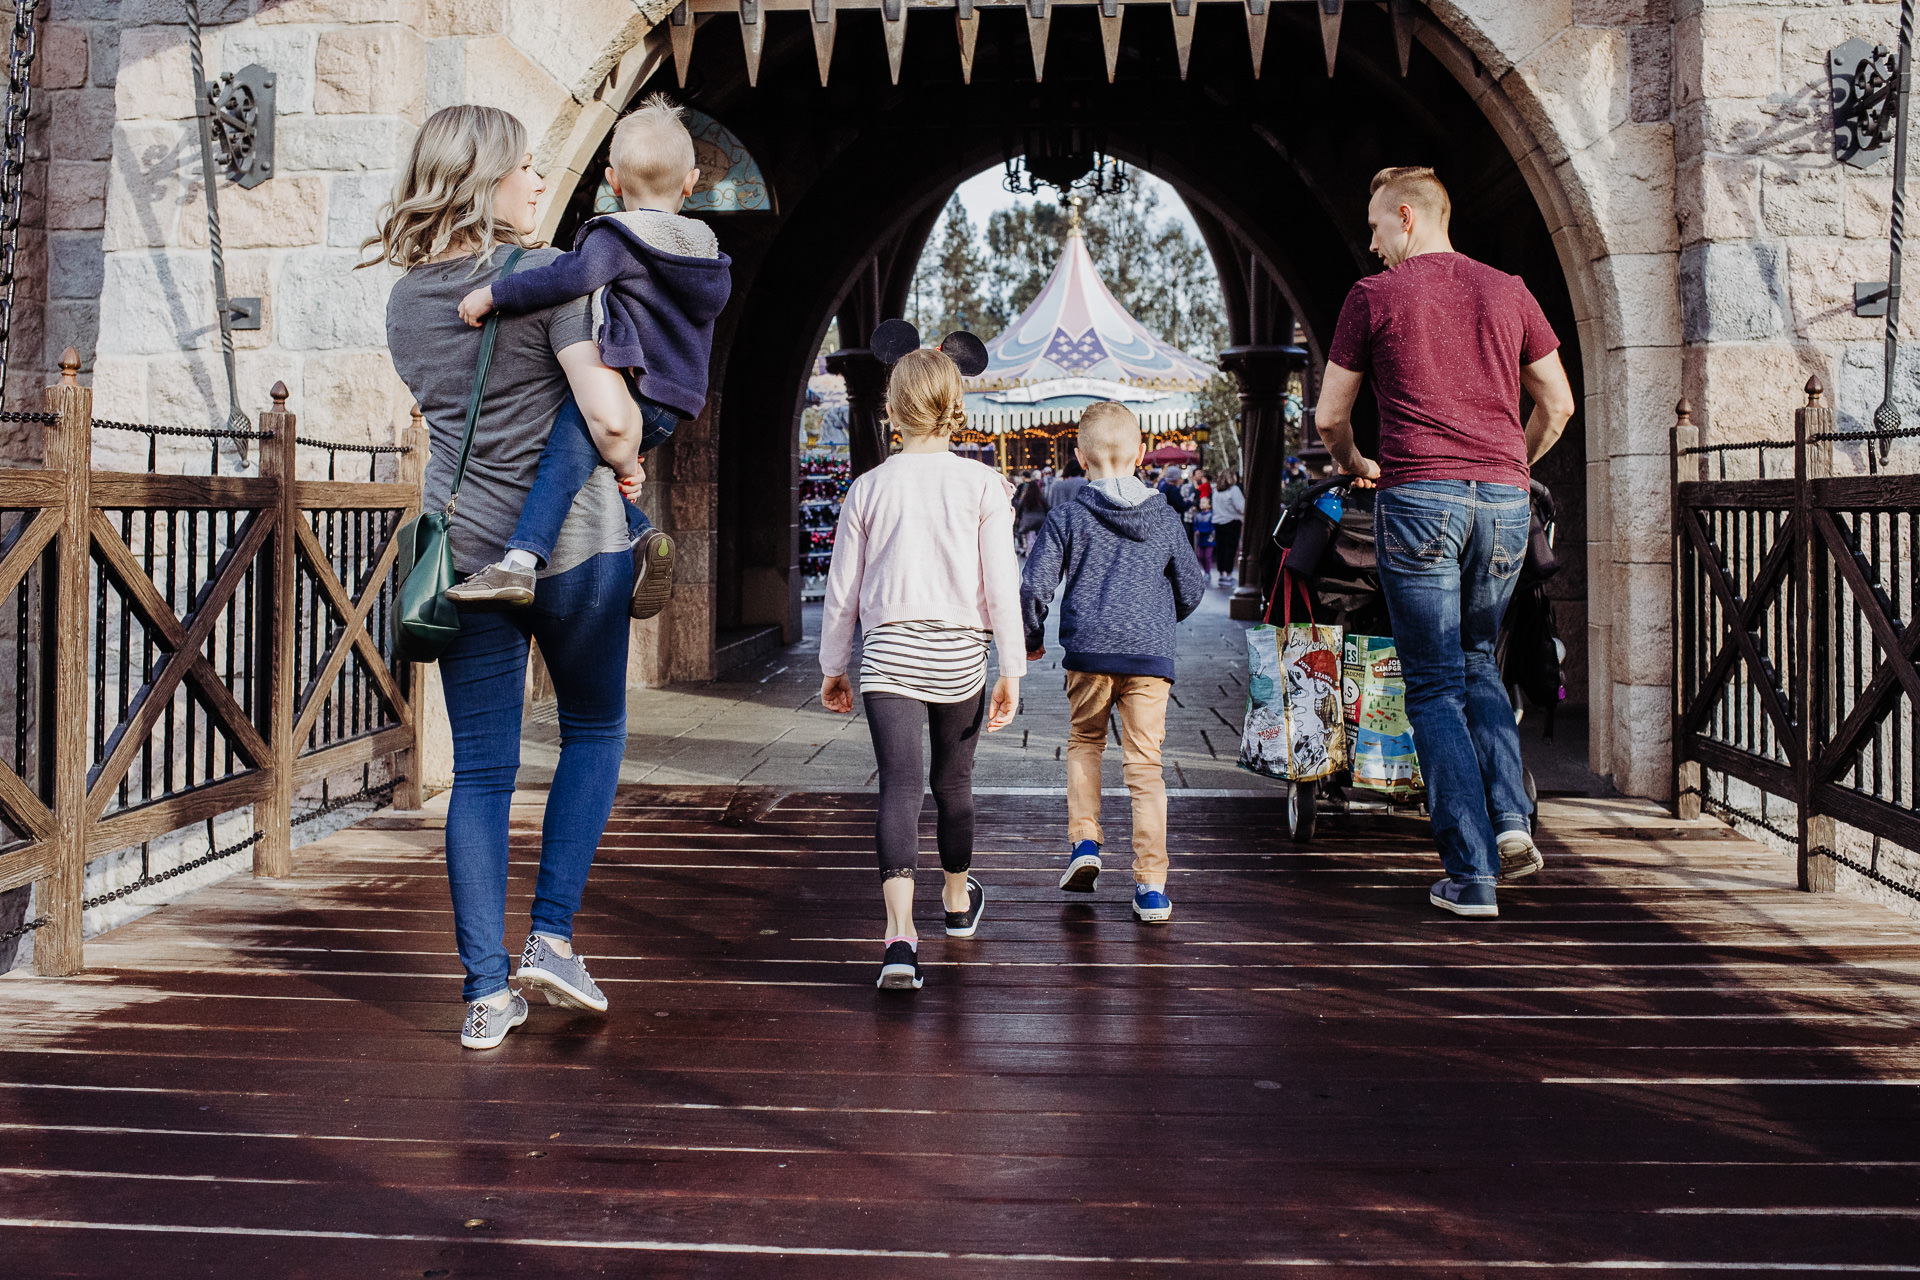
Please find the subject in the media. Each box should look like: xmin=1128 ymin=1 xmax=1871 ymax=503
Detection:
xmin=385 ymin=244 xmax=631 ymax=577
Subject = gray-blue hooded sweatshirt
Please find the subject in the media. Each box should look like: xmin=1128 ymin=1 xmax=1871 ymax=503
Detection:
xmin=1021 ymin=479 xmax=1208 ymax=681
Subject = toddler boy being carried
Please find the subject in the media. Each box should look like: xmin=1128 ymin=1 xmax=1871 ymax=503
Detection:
xmin=447 ymin=94 xmax=733 ymax=618
xmin=1021 ymin=403 xmax=1206 ymax=923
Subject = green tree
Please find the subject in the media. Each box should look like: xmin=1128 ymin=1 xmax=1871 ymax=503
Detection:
xmin=1194 ymin=373 xmax=1242 ymax=475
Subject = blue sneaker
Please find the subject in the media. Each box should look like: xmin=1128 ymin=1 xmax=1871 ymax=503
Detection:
xmin=1059 ymin=840 xmax=1102 ymax=892
xmin=1429 ymin=877 xmax=1499 ymax=918
xmin=1131 ymin=884 xmax=1173 ymax=923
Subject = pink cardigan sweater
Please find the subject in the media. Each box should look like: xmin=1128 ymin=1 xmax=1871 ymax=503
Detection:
xmin=819 ymin=451 xmax=1028 ymax=683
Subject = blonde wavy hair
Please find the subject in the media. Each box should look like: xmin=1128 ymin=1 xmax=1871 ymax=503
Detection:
xmin=885 ymin=349 xmax=967 ymax=442
xmin=360 ymin=105 xmax=538 ymax=271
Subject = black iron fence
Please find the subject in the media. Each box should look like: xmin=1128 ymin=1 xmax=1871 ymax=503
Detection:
xmin=1673 ymin=378 xmax=1920 ymax=902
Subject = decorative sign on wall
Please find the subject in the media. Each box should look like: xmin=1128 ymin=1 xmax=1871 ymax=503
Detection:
xmin=593 ymin=107 xmax=772 ymax=216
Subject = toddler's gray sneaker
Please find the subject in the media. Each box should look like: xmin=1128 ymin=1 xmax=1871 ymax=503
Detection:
xmin=517 ymin=933 xmax=610 ymax=1013
xmin=460 ymin=990 xmax=528 ymax=1050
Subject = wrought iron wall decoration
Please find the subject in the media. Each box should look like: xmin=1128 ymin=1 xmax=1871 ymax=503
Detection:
xmin=1832 ymin=37 xmax=1899 ymax=169
xmin=208 ymin=64 xmax=276 ymax=191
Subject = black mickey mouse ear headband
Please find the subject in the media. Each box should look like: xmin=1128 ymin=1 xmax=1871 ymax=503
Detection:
xmin=871 ymin=318 xmax=990 ymax=378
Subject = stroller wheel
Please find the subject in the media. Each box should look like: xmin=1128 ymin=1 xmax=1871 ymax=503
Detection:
xmin=1289 ymin=780 xmax=1319 ymax=843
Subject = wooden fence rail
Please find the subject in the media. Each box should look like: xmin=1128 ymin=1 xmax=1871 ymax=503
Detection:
xmin=0 ymin=352 xmax=424 ymax=974
xmin=1673 ymin=376 xmax=1920 ymax=900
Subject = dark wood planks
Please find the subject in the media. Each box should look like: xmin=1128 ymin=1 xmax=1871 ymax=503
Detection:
xmin=4 ymin=787 xmax=1920 ymax=1275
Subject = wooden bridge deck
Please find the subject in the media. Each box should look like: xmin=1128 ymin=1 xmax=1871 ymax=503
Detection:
xmin=3 ymin=787 xmax=1919 ymax=1276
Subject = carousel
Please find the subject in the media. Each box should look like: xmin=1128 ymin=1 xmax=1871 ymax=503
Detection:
xmin=962 ymin=199 xmax=1218 ymax=472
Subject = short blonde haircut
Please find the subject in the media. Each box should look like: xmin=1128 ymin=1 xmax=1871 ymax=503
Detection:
xmin=361 ymin=105 xmax=533 ymax=271
xmin=886 ymin=349 xmax=967 ymax=441
xmin=1076 ymin=401 xmax=1141 ymax=467
xmin=1370 ymin=165 xmax=1451 ymax=228
xmin=610 ymin=93 xmax=699 ymax=199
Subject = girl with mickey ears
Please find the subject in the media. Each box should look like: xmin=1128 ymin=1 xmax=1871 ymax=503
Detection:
xmin=818 ymin=322 xmax=1027 ymax=991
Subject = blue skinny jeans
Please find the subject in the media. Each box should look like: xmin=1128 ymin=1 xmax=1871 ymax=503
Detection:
xmin=505 ymin=392 xmax=678 ymax=565
xmin=437 ymin=548 xmax=633 ymax=1001
xmin=1373 ymin=479 xmax=1532 ymax=885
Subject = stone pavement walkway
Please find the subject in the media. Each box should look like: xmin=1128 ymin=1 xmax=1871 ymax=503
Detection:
xmin=522 ymin=581 xmax=1611 ymax=800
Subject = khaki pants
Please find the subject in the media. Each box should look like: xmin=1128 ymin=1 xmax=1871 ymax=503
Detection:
xmin=1065 ymin=670 xmax=1173 ymax=883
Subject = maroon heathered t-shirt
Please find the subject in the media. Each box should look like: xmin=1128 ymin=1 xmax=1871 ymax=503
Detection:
xmin=1326 ymin=252 xmax=1559 ymax=491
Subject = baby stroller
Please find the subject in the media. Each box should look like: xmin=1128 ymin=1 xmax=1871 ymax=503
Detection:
xmin=1264 ymin=476 xmax=1566 ymax=842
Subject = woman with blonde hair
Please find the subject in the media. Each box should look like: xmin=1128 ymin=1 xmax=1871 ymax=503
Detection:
xmin=819 ymin=329 xmax=1025 ymax=991
xmin=367 ymin=105 xmax=646 ymax=1049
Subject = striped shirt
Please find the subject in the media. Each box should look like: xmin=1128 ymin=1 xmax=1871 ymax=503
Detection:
xmin=858 ymin=620 xmax=993 ymax=703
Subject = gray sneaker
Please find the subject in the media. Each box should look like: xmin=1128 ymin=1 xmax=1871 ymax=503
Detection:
xmin=445 ymin=561 xmax=535 ymax=606
xmin=630 ymin=528 xmax=676 ymax=620
xmin=517 ymin=933 xmax=609 ymax=1013
xmin=460 ymin=990 xmax=528 ymax=1050
xmin=1497 ymin=830 xmax=1545 ymax=880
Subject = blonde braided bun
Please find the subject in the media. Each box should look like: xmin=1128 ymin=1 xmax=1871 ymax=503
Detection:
xmin=886 ymin=348 xmax=967 ymax=443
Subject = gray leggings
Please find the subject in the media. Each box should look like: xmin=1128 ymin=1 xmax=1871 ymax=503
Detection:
xmin=863 ymin=690 xmax=985 ymax=880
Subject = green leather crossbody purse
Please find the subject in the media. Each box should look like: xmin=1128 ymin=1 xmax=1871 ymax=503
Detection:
xmin=392 ymin=247 xmax=525 ymax=664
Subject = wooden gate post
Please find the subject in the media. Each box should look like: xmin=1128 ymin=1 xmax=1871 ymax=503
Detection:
xmin=38 ymin=350 xmax=91 ymax=975
xmin=1671 ymin=397 xmax=1702 ymax=822
xmin=390 ymin=406 xmax=428 ymax=812
xmin=1795 ymin=377 xmax=1831 ymax=893
xmin=254 ymin=382 xmax=297 ymax=878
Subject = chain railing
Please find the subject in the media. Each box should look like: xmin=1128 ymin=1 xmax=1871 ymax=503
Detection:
xmin=0 ymin=354 xmax=428 ymax=975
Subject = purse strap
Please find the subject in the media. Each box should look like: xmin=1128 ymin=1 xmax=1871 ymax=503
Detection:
xmin=444 ymin=245 xmax=527 ymax=515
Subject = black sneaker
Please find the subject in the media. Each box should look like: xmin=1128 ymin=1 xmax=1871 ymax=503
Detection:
xmin=876 ymin=939 xmax=923 ymax=991
xmin=944 ymin=877 xmax=985 ymax=938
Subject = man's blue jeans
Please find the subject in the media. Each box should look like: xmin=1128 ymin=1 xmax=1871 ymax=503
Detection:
xmin=1374 ymin=479 xmax=1532 ymax=885
xmin=437 ymin=549 xmax=633 ymax=1001
xmin=505 ymin=393 xmax=678 ymax=565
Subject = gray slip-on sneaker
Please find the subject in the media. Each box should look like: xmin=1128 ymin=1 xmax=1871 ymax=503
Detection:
xmin=517 ymin=933 xmax=610 ymax=1013
xmin=446 ymin=562 xmax=535 ymax=606
xmin=460 ymin=990 xmax=528 ymax=1050
xmin=1429 ymin=877 xmax=1499 ymax=919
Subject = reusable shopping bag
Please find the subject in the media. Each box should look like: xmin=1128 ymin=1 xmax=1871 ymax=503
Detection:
xmin=1341 ymin=635 xmax=1424 ymax=800
xmin=1238 ymin=564 xmax=1345 ymax=782
xmin=393 ymin=248 xmax=525 ymax=664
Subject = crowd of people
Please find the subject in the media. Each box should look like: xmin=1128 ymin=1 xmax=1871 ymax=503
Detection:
xmin=1009 ymin=461 xmax=1247 ymax=588
xmin=372 ymin=97 xmax=1571 ymax=1045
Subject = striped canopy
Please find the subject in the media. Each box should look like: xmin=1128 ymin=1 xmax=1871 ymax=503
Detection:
xmin=968 ymin=219 xmax=1216 ymax=395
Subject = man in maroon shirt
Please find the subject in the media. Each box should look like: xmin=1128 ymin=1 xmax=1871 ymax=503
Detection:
xmin=1314 ymin=166 xmax=1576 ymax=920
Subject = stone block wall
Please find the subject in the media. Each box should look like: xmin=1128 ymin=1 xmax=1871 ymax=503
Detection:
xmin=1674 ymin=0 xmax=1920 ymax=447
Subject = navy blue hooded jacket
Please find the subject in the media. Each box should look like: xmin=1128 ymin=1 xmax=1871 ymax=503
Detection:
xmin=489 ymin=215 xmax=733 ymax=418
xmin=1020 ymin=484 xmax=1208 ymax=681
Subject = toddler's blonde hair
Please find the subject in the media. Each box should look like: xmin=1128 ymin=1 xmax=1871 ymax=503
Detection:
xmin=886 ymin=349 xmax=967 ymax=441
xmin=610 ymin=93 xmax=699 ymax=200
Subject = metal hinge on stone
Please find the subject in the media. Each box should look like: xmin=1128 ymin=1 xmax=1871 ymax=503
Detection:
xmin=207 ymin=63 xmax=276 ymax=190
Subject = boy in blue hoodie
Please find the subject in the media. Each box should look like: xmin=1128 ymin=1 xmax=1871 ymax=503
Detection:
xmin=1022 ymin=403 xmax=1207 ymax=922
xmin=447 ymin=94 xmax=733 ymax=619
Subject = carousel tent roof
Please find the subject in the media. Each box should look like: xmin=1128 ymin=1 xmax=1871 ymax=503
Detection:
xmin=967 ymin=215 xmax=1216 ymax=397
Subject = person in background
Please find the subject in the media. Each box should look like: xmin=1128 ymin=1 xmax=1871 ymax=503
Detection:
xmin=1049 ymin=454 xmax=1089 ymax=510
xmin=1157 ymin=465 xmax=1190 ymax=517
xmin=1313 ymin=164 xmax=1575 ymax=921
xmin=1192 ymin=494 xmax=1216 ymax=583
xmin=1211 ymin=470 xmax=1245 ymax=589
xmin=1014 ymin=469 xmax=1049 ymax=553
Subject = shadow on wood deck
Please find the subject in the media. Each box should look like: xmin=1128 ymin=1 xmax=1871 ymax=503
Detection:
xmin=3 ymin=788 xmax=1919 ymax=1276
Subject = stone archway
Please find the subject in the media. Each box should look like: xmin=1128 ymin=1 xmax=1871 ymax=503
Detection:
xmin=511 ymin=2 xmax=1667 ymax=793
